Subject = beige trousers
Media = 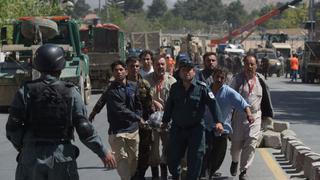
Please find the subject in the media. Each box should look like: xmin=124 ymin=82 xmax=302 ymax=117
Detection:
xmin=230 ymin=111 xmax=261 ymax=172
xmin=149 ymin=129 xmax=168 ymax=166
xmin=109 ymin=130 xmax=139 ymax=180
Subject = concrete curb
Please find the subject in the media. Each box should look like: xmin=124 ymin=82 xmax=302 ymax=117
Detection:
xmin=261 ymin=118 xmax=320 ymax=179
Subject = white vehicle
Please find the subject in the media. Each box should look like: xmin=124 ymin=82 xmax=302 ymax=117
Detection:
xmin=224 ymin=44 xmax=245 ymax=55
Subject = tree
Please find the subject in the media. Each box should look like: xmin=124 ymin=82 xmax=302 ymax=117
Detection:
xmin=225 ymin=0 xmax=248 ymax=29
xmin=0 ymin=0 xmax=63 ymax=28
xmin=172 ymin=0 xmax=225 ymax=24
xmin=123 ymin=0 xmax=143 ymax=14
xmin=158 ymin=11 xmax=208 ymax=32
xmin=123 ymin=12 xmax=152 ymax=33
xmin=147 ymin=0 xmax=168 ymax=19
xmin=100 ymin=6 xmax=125 ymax=27
xmin=71 ymin=0 xmax=90 ymax=19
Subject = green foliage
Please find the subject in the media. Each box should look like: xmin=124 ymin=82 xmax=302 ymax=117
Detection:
xmin=0 ymin=0 xmax=63 ymax=27
xmin=249 ymin=2 xmax=308 ymax=29
xmin=70 ymin=0 xmax=90 ymax=19
xmin=147 ymin=0 xmax=168 ymax=19
xmin=122 ymin=12 xmax=153 ymax=33
xmin=158 ymin=11 xmax=208 ymax=32
xmin=173 ymin=0 xmax=225 ymax=24
xmin=225 ymin=0 xmax=248 ymax=28
xmin=123 ymin=0 xmax=143 ymax=14
xmin=0 ymin=0 xmax=63 ymax=42
xmin=100 ymin=6 xmax=125 ymax=27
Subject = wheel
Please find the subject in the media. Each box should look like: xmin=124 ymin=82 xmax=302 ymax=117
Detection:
xmin=277 ymin=71 xmax=281 ymax=77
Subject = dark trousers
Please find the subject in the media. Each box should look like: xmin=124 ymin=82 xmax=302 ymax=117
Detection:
xmin=201 ymin=131 xmax=228 ymax=178
xmin=16 ymin=161 xmax=79 ymax=180
xmin=291 ymin=70 xmax=298 ymax=81
xmin=167 ymin=124 xmax=205 ymax=180
xmin=135 ymin=127 xmax=153 ymax=178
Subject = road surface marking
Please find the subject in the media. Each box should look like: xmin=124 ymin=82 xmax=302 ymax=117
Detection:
xmin=259 ymin=148 xmax=288 ymax=180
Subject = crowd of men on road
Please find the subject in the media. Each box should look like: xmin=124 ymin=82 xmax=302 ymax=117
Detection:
xmin=6 ymin=44 xmax=274 ymax=180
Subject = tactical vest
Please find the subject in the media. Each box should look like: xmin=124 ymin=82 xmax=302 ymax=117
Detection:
xmin=25 ymin=79 xmax=74 ymax=139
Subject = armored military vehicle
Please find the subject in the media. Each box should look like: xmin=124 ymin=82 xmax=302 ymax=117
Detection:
xmin=300 ymin=41 xmax=320 ymax=83
xmin=255 ymin=48 xmax=283 ymax=77
xmin=0 ymin=16 xmax=91 ymax=107
xmin=80 ymin=23 xmax=126 ymax=90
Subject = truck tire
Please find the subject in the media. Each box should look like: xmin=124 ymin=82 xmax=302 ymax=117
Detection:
xmin=277 ymin=70 xmax=281 ymax=77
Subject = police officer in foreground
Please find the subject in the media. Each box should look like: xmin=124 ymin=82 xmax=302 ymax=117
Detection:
xmin=161 ymin=59 xmax=224 ymax=180
xmin=6 ymin=44 xmax=116 ymax=180
xmin=173 ymin=53 xmax=190 ymax=81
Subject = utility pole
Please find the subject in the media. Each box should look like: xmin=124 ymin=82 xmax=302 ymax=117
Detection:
xmin=105 ymin=0 xmax=110 ymax=22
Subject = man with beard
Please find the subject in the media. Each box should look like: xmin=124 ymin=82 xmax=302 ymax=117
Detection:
xmin=198 ymin=52 xmax=218 ymax=84
xmin=144 ymin=55 xmax=176 ymax=180
xmin=125 ymin=57 xmax=154 ymax=179
xmin=229 ymin=55 xmax=273 ymax=180
xmin=202 ymin=66 xmax=254 ymax=178
xmin=198 ymin=52 xmax=219 ymax=179
xmin=162 ymin=60 xmax=223 ymax=180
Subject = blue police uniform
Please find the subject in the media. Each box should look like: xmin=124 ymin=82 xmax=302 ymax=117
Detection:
xmin=162 ymin=77 xmax=222 ymax=180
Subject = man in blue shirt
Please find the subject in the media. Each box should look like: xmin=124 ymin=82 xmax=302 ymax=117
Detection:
xmin=202 ymin=66 xmax=254 ymax=178
xmin=162 ymin=60 xmax=224 ymax=180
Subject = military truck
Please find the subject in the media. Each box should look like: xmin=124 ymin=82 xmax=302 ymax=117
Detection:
xmin=80 ymin=23 xmax=126 ymax=90
xmin=255 ymin=48 xmax=283 ymax=77
xmin=0 ymin=16 xmax=91 ymax=107
xmin=130 ymin=31 xmax=177 ymax=57
xmin=130 ymin=31 xmax=161 ymax=51
xmin=300 ymin=41 xmax=320 ymax=83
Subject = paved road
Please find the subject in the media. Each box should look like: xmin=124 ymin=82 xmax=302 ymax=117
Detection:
xmin=0 ymin=75 xmax=318 ymax=179
xmin=267 ymin=76 xmax=320 ymax=153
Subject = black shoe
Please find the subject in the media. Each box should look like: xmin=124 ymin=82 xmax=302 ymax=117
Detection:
xmin=171 ymin=175 xmax=180 ymax=180
xmin=151 ymin=166 xmax=160 ymax=180
xmin=212 ymin=172 xmax=222 ymax=177
xmin=239 ymin=170 xmax=248 ymax=180
xmin=160 ymin=163 xmax=168 ymax=180
xmin=230 ymin=161 xmax=238 ymax=176
xmin=132 ymin=168 xmax=147 ymax=180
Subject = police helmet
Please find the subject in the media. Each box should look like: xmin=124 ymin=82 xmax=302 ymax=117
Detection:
xmin=179 ymin=59 xmax=195 ymax=68
xmin=33 ymin=44 xmax=65 ymax=72
xmin=176 ymin=53 xmax=191 ymax=64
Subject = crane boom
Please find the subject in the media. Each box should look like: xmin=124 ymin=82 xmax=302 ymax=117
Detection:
xmin=210 ymin=0 xmax=303 ymax=46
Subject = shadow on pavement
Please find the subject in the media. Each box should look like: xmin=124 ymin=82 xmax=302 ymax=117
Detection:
xmin=0 ymin=106 xmax=9 ymax=114
xmin=211 ymin=176 xmax=233 ymax=179
xmin=272 ymin=151 xmax=306 ymax=179
xmin=270 ymin=91 xmax=320 ymax=125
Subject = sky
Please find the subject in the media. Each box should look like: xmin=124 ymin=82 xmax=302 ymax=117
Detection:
xmin=86 ymin=0 xmax=177 ymax=10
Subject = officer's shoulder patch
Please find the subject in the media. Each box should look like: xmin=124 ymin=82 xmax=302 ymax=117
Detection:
xmin=208 ymin=92 xmax=215 ymax=99
xmin=197 ymin=81 xmax=207 ymax=87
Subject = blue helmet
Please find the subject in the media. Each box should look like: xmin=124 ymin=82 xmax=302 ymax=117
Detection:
xmin=176 ymin=53 xmax=195 ymax=68
xmin=176 ymin=53 xmax=191 ymax=64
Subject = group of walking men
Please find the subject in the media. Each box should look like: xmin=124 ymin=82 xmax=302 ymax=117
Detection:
xmin=6 ymin=44 xmax=273 ymax=180
xmin=87 ymin=50 xmax=273 ymax=180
